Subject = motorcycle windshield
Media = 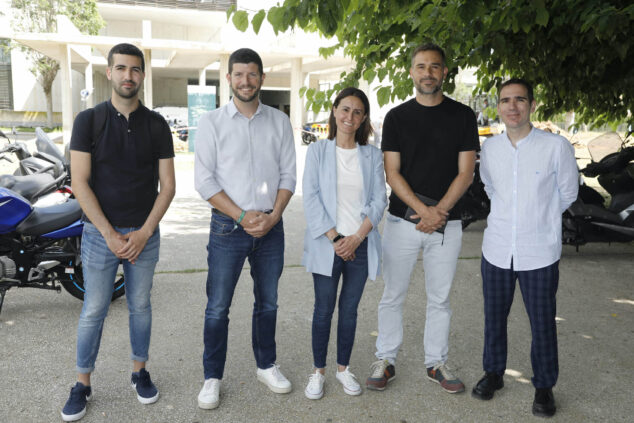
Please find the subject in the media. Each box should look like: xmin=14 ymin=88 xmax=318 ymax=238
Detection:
xmin=35 ymin=127 xmax=66 ymax=164
xmin=587 ymin=132 xmax=622 ymax=162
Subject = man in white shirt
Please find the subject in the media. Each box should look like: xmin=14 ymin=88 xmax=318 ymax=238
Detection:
xmin=472 ymin=79 xmax=578 ymax=418
xmin=194 ymin=48 xmax=296 ymax=409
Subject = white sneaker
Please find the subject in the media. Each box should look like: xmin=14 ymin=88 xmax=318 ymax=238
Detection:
xmin=336 ymin=367 xmax=362 ymax=396
xmin=198 ymin=378 xmax=220 ymax=409
xmin=256 ymin=364 xmax=292 ymax=394
xmin=304 ymin=370 xmax=325 ymax=400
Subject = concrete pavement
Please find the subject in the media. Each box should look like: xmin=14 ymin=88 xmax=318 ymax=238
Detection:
xmin=0 ymin=152 xmax=632 ymax=422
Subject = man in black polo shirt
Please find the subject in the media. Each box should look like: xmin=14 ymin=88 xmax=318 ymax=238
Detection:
xmin=366 ymin=43 xmax=478 ymax=394
xmin=61 ymin=43 xmax=175 ymax=422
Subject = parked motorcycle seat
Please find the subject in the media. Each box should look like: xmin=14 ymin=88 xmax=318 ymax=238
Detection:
xmin=0 ymin=174 xmax=56 ymax=202
xmin=16 ymin=199 xmax=82 ymax=236
xmin=567 ymin=201 xmax=623 ymax=225
xmin=609 ymin=190 xmax=634 ymax=215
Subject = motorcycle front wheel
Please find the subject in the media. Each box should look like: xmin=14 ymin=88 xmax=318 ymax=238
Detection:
xmin=60 ymin=260 xmax=126 ymax=301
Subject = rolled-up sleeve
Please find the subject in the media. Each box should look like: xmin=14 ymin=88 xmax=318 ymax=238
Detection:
xmin=194 ymin=113 xmax=223 ymax=201
xmin=361 ymin=148 xmax=387 ymax=228
xmin=303 ymin=143 xmax=334 ymax=239
xmin=278 ymin=117 xmax=297 ymax=193
xmin=557 ymin=138 xmax=579 ymax=212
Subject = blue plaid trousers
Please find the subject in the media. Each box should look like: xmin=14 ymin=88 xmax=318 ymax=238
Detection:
xmin=481 ymin=256 xmax=559 ymax=388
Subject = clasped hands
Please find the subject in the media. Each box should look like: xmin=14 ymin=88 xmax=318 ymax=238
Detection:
xmin=240 ymin=210 xmax=278 ymax=238
xmin=106 ymin=228 xmax=152 ymax=265
xmin=411 ymin=205 xmax=448 ymax=234
xmin=333 ymin=234 xmax=363 ymax=262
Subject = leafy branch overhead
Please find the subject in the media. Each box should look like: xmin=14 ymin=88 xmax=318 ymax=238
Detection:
xmin=229 ymin=0 xmax=634 ymax=128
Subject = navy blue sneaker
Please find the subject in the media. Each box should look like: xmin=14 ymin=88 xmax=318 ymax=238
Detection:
xmin=61 ymin=382 xmax=92 ymax=422
xmin=131 ymin=368 xmax=159 ymax=404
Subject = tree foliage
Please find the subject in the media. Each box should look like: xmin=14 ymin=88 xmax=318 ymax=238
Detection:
xmin=11 ymin=0 xmax=104 ymax=127
xmin=231 ymin=0 xmax=634 ymax=128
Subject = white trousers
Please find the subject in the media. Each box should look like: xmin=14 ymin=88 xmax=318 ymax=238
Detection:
xmin=376 ymin=213 xmax=462 ymax=367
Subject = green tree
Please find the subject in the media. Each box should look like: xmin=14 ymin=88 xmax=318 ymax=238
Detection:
xmin=11 ymin=0 xmax=104 ymax=127
xmin=230 ymin=0 xmax=633 ymax=128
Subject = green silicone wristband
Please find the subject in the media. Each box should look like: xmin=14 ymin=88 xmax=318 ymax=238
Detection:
xmin=236 ymin=210 xmax=246 ymax=224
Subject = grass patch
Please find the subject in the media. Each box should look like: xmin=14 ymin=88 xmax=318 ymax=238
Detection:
xmin=156 ymin=268 xmax=207 ymax=275
xmin=155 ymin=263 xmax=304 ymax=276
xmin=0 ymin=126 xmax=62 ymax=134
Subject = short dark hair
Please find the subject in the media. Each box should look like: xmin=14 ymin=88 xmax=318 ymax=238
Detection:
xmin=327 ymin=87 xmax=372 ymax=145
xmin=107 ymin=43 xmax=145 ymax=72
xmin=229 ymin=48 xmax=264 ymax=75
xmin=411 ymin=43 xmax=446 ymax=66
xmin=499 ymin=78 xmax=534 ymax=103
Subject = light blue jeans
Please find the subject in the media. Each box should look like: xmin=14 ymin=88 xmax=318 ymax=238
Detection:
xmin=376 ymin=214 xmax=462 ymax=367
xmin=76 ymin=222 xmax=160 ymax=374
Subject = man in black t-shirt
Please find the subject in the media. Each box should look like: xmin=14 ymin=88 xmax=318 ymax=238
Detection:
xmin=61 ymin=44 xmax=175 ymax=422
xmin=366 ymin=43 xmax=478 ymax=394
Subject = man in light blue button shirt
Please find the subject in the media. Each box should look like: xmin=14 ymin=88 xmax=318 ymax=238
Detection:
xmin=472 ymin=79 xmax=578 ymax=418
xmin=194 ymin=48 xmax=296 ymax=409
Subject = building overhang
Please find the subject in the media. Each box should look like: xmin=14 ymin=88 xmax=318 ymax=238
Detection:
xmin=1 ymin=29 xmax=352 ymax=80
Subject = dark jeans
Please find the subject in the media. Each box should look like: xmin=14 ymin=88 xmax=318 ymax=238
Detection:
xmin=312 ymin=240 xmax=368 ymax=369
xmin=481 ymin=257 xmax=560 ymax=388
xmin=203 ymin=214 xmax=284 ymax=379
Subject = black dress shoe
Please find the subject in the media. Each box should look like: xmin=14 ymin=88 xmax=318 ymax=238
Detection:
xmin=471 ymin=372 xmax=504 ymax=400
xmin=532 ymin=388 xmax=556 ymax=417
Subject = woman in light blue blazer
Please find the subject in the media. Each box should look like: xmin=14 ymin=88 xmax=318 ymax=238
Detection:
xmin=302 ymin=87 xmax=387 ymax=400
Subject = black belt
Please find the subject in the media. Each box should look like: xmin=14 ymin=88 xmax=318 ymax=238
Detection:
xmin=212 ymin=208 xmax=273 ymax=220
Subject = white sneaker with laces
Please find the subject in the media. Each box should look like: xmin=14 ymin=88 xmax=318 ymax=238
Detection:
xmin=257 ymin=364 xmax=292 ymax=394
xmin=198 ymin=378 xmax=220 ymax=409
xmin=336 ymin=366 xmax=362 ymax=396
xmin=304 ymin=370 xmax=325 ymax=400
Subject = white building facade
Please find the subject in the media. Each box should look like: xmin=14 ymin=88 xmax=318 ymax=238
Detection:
xmin=0 ymin=0 xmax=354 ymax=143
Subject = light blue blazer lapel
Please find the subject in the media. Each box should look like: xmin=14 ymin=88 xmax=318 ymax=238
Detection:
xmin=359 ymin=144 xmax=372 ymax=206
xmin=323 ymin=139 xmax=337 ymax=220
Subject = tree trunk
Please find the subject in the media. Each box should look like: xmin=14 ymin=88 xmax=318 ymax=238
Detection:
xmin=45 ymin=92 xmax=54 ymax=128
xmin=36 ymin=56 xmax=59 ymax=129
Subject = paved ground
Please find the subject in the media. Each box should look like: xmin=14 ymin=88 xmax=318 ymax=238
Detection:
xmin=0 ymin=153 xmax=633 ymax=422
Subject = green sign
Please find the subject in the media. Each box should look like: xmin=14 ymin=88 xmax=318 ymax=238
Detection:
xmin=187 ymin=85 xmax=216 ymax=152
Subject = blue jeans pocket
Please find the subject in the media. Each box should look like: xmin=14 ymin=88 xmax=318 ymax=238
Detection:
xmin=81 ymin=224 xmax=116 ymax=270
xmin=210 ymin=216 xmax=237 ymax=236
xmin=135 ymin=228 xmax=160 ymax=263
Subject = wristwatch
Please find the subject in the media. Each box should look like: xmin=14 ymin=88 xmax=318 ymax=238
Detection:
xmin=332 ymin=234 xmax=345 ymax=243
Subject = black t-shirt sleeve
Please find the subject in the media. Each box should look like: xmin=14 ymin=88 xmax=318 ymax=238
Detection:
xmin=69 ymin=109 xmax=93 ymax=153
xmin=154 ymin=115 xmax=175 ymax=159
xmin=460 ymin=106 xmax=480 ymax=152
xmin=381 ymin=110 xmax=400 ymax=152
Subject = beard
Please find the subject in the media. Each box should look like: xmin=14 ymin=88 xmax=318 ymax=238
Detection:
xmin=414 ymin=77 xmax=443 ymax=95
xmin=232 ymin=84 xmax=260 ymax=103
xmin=113 ymin=81 xmax=140 ymax=99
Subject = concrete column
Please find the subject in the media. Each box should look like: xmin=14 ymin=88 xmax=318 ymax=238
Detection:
xmin=84 ymin=62 xmax=94 ymax=109
xmin=141 ymin=20 xmax=153 ymax=108
xmin=59 ymin=44 xmax=73 ymax=144
xmin=302 ymin=72 xmax=315 ymax=125
xmin=219 ymin=54 xmax=230 ymax=106
xmin=290 ymin=57 xmax=303 ymax=141
xmin=143 ymin=49 xmax=153 ymax=109
xmin=199 ymin=68 xmax=206 ymax=86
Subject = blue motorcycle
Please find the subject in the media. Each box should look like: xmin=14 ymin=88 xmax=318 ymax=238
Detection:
xmin=0 ymin=187 xmax=125 ymax=315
